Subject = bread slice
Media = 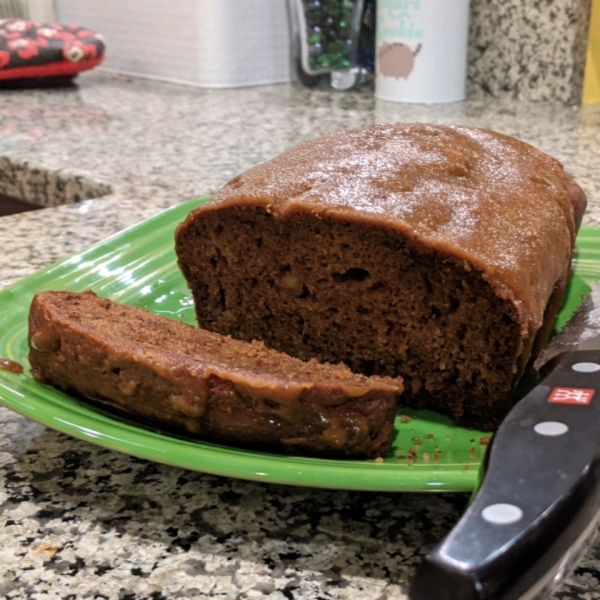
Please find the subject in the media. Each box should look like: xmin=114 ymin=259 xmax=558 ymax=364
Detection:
xmin=175 ymin=123 xmax=586 ymax=428
xmin=28 ymin=290 xmax=403 ymax=458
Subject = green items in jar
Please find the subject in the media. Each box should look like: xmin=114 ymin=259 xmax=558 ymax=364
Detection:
xmin=289 ymin=0 xmax=374 ymax=89
xmin=303 ymin=0 xmax=358 ymax=70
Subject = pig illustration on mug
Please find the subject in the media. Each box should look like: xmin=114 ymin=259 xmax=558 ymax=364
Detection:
xmin=377 ymin=42 xmax=422 ymax=79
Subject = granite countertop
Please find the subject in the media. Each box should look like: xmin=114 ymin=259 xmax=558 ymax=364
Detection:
xmin=1 ymin=72 xmax=600 ymax=600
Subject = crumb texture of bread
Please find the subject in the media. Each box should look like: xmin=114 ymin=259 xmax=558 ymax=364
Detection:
xmin=28 ymin=290 xmax=403 ymax=458
xmin=175 ymin=123 xmax=585 ymax=428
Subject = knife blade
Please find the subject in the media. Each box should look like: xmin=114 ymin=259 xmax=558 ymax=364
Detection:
xmin=409 ymin=281 xmax=600 ymax=600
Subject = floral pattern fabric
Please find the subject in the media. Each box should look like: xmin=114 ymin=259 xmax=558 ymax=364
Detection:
xmin=0 ymin=19 xmax=105 ymax=81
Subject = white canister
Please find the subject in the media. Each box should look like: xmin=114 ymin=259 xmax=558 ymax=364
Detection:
xmin=375 ymin=0 xmax=470 ymax=103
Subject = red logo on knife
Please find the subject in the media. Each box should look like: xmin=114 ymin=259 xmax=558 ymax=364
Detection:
xmin=548 ymin=387 xmax=595 ymax=405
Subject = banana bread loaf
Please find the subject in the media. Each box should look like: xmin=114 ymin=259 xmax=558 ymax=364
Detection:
xmin=28 ymin=290 xmax=403 ymax=458
xmin=175 ymin=123 xmax=586 ymax=428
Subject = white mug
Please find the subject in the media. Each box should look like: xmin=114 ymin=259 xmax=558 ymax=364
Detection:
xmin=375 ymin=0 xmax=470 ymax=103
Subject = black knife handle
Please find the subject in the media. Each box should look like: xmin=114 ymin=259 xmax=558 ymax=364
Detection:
xmin=409 ymin=349 xmax=600 ymax=600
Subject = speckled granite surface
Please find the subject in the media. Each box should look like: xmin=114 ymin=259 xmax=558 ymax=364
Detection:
xmin=1 ymin=72 xmax=600 ymax=599
xmin=467 ymin=0 xmax=592 ymax=104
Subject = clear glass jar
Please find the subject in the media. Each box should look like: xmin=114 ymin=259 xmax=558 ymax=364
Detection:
xmin=288 ymin=0 xmax=375 ymax=90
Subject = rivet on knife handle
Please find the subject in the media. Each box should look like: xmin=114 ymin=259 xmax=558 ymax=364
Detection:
xmin=409 ymin=349 xmax=600 ymax=600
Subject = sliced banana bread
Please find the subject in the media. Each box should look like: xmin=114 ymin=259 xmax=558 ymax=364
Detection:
xmin=175 ymin=123 xmax=586 ymax=428
xmin=28 ymin=290 xmax=403 ymax=458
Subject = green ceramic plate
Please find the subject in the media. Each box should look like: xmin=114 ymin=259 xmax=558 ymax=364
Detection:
xmin=1 ymin=197 xmax=599 ymax=492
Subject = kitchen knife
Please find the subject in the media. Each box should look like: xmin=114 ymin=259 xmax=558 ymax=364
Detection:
xmin=409 ymin=281 xmax=600 ymax=600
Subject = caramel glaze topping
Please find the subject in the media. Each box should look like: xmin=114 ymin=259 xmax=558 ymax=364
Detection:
xmin=185 ymin=123 xmax=585 ymax=336
xmin=30 ymin=323 xmax=61 ymax=353
xmin=0 ymin=358 xmax=23 ymax=374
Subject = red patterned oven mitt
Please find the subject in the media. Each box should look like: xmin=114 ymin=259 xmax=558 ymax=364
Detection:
xmin=0 ymin=18 xmax=105 ymax=86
